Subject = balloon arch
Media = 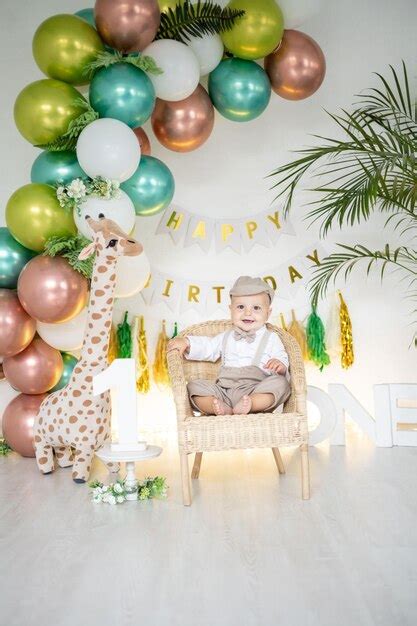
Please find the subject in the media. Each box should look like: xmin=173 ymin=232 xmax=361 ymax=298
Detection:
xmin=0 ymin=0 xmax=325 ymax=455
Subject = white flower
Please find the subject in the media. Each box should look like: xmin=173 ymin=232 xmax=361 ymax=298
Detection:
xmin=56 ymin=186 xmax=65 ymax=197
xmin=93 ymin=494 xmax=102 ymax=504
xmin=101 ymin=485 xmax=109 ymax=493
xmin=67 ymin=179 xmax=87 ymax=199
xmin=116 ymin=496 xmax=125 ymax=504
xmin=107 ymin=495 xmax=117 ymax=505
xmin=113 ymin=483 xmax=124 ymax=494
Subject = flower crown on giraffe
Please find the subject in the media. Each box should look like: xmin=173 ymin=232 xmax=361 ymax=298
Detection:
xmin=78 ymin=214 xmax=143 ymax=261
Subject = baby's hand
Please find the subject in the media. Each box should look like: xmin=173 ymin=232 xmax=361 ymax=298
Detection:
xmin=265 ymin=359 xmax=287 ymax=375
xmin=167 ymin=337 xmax=190 ymax=358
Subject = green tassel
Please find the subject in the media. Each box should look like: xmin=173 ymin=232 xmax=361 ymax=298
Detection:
xmin=306 ymin=306 xmax=330 ymax=371
xmin=117 ymin=312 xmax=132 ymax=358
xmin=171 ymin=321 xmax=178 ymax=338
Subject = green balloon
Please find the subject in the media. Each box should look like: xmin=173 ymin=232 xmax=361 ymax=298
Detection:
xmin=221 ymin=0 xmax=283 ymax=60
xmin=33 ymin=14 xmax=104 ymax=85
xmin=90 ymin=64 xmax=155 ymax=128
xmin=208 ymin=58 xmax=271 ymax=122
xmin=31 ymin=150 xmax=86 ymax=186
xmin=75 ymin=8 xmax=96 ymax=28
xmin=14 ymin=79 xmax=86 ymax=146
xmin=50 ymin=352 xmax=78 ymax=392
xmin=6 ymin=184 xmax=77 ymax=252
xmin=121 ymin=156 xmax=175 ymax=216
xmin=0 ymin=228 xmax=36 ymax=289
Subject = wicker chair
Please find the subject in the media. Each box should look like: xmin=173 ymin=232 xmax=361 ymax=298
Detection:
xmin=167 ymin=320 xmax=310 ymax=505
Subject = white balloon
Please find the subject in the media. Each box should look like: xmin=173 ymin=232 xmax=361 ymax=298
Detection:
xmin=76 ymin=118 xmax=141 ymax=182
xmin=37 ymin=308 xmax=88 ymax=352
xmin=277 ymin=0 xmax=324 ymax=28
xmin=74 ymin=191 xmax=136 ymax=240
xmin=115 ymin=252 xmax=150 ymax=298
xmin=0 ymin=380 xmax=20 ymax=436
xmin=187 ymin=33 xmax=224 ymax=77
xmin=143 ymin=39 xmax=200 ymax=101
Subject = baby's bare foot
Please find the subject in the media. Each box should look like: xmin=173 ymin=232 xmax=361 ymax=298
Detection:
xmin=233 ymin=395 xmax=252 ymax=415
xmin=213 ymin=398 xmax=228 ymax=415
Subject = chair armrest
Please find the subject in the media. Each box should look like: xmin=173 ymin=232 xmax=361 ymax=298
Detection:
xmin=167 ymin=349 xmax=193 ymax=423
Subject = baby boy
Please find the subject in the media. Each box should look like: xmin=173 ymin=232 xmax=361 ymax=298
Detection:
xmin=167 ymin=276 xmax=291 ymax=416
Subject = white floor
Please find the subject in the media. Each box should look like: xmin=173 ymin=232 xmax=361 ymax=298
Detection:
xmin=1 ymin=424 xmax=416 ymax=626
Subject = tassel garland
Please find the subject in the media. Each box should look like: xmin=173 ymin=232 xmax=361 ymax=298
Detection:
xmin=107 ymin=324 xmax=118 ymax=364
xmin=153 ymin=320 xmax=170 ymax=387
xmin=134 ymin=315 xmax=150 ymax=393
xmin=116 ymin=311 xmax=132 ymax=358
xmin=306 ymin=306 xmax=330 ymax=371
xmin=339 ymin=292 xmax=354 ymax=369
xmin=288 ymin=309 xmax=308 ymax=360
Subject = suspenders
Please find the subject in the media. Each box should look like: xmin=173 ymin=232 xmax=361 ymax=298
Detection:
xmin=221 ymin=328 xmax=271 ymax=367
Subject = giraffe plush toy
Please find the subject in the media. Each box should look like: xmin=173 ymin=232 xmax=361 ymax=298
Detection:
xmin=33 ymin=215 xmax=143 ymax=483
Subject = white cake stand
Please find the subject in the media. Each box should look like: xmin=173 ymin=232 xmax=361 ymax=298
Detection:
xmin=96 ymin=444 xmax=163 ymax=500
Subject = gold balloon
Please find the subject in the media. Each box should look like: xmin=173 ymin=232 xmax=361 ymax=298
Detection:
xmin=264 ymin=29 xmax=326 ymax=100
xmin=14 ymin=79 xmax=86 ymax=146
xmin=33 ymin=14 xmax=104 ymax=85
xmin=6 ymin=184 xmax=77 ymax=252
xmin=221 ymin=0 xmax=283 ymax=60
xmin=152 ymin=85 xmax=214 ymax=152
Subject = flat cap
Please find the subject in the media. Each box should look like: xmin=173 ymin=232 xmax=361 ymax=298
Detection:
xmin=229 ymin=275 xmax=275 ymax=302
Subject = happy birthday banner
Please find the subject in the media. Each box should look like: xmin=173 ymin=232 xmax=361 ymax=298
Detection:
xmin=140 ymin=245 xmax=326 ymax=313
xmin=155 ymin=205 xmax=296 ymax=253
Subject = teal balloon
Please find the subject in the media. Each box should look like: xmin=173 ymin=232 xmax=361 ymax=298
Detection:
xmin=75 ymin=8 xmax=95 ymax=28
xmin=0 ymin=227 xmax=36 ymax=289
xmin=31 ymin=150 xmax=86 ymax=186
xmin=121 ymin=156 xmax=175 ymax=216
xmin=50 ymin=352 xmax=78 ymax=392
xmin=208 ymin=58 xmax=271 ymax=122
xmin=90 ymin=64 xmax=155 ymax=128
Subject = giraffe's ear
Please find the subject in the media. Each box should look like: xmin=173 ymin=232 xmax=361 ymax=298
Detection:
xmin=78 ymin=242 xmax=96 ymax=261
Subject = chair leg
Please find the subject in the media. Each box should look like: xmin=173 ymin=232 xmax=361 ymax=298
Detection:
xmin=180 ymin=453 xmax=192 ymax=506
xmin=300 ymin=443 xmax=310 ymax=500
xmin=191 ymin=452 xmax=203 ymax=479
xmin=272 ymin=448 xmax=285 ymax=474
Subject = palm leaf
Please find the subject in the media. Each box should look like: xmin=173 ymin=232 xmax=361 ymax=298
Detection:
xmin=269 ymin=63 xmax=417 ymax=231
xmin=309 ymin=243 xmax=417 ymax=307
xmin=156 ymin=0 xmax=245 ymax=43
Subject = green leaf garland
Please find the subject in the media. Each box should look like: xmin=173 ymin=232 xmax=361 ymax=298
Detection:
xmin=44 ymin=234 xmax=95 ymax=279
xmin=36 ymin=99 xmax=99 ymax=152
xmin=84 ymin=50 xmax=163 ymax=79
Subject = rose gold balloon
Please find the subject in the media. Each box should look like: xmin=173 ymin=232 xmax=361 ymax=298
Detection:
xmin=152 ymin=85 xmax=215 ymax=153
xmin=18 ymin=256 xmax=88 ymax=323
xmin=95 ymin=0 xmax=160 ymax=53
xmin=0 ymin=289 xmax=36 ymax=358
xmin=133 ymin=127 xmax=151 ymax=155
xmin=264 ymin=29 xmax=326 ymax=100
xmin=3 ymin=337 xmax=63 ymax=394
xmin=2 ymin=393 xmax=47 ymax=457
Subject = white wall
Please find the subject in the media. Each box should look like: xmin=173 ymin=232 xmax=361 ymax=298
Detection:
xmin=1 ymin=0 xmax=416 ymax=417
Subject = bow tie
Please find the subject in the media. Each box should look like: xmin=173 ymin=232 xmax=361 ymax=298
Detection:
xmin=233 ymin=327 xmax=257 ymax=343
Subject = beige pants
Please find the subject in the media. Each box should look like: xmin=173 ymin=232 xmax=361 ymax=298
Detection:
xmin=188 ymin=365 xmax=291 ymax=412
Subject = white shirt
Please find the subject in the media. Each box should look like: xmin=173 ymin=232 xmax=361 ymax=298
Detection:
xmin=185 ymin=326 xmax=289 ymax=376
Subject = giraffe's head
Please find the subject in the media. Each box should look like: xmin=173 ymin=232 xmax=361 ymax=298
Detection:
xmin=78 ymin=214 xmax=143 ymax=260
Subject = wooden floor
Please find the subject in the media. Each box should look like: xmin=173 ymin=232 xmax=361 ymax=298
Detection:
xmin=1 ymin=425 xmax=416 ymax=626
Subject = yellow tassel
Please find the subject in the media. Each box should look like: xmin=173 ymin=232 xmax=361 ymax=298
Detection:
xmin=339 ymin=291 xmax=354 ymax=369
xmin=134 ymin=315 xmax=150 ymax=393
xmin=107 ymin=324 xmax=118 ymax=364
xmin=279 ymin=312 xmax=288 ymax=331
xmin=287 ymin=309 xmax=308 ymax=360
xmin=153 ymin=320 xmax=170 ymax=387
